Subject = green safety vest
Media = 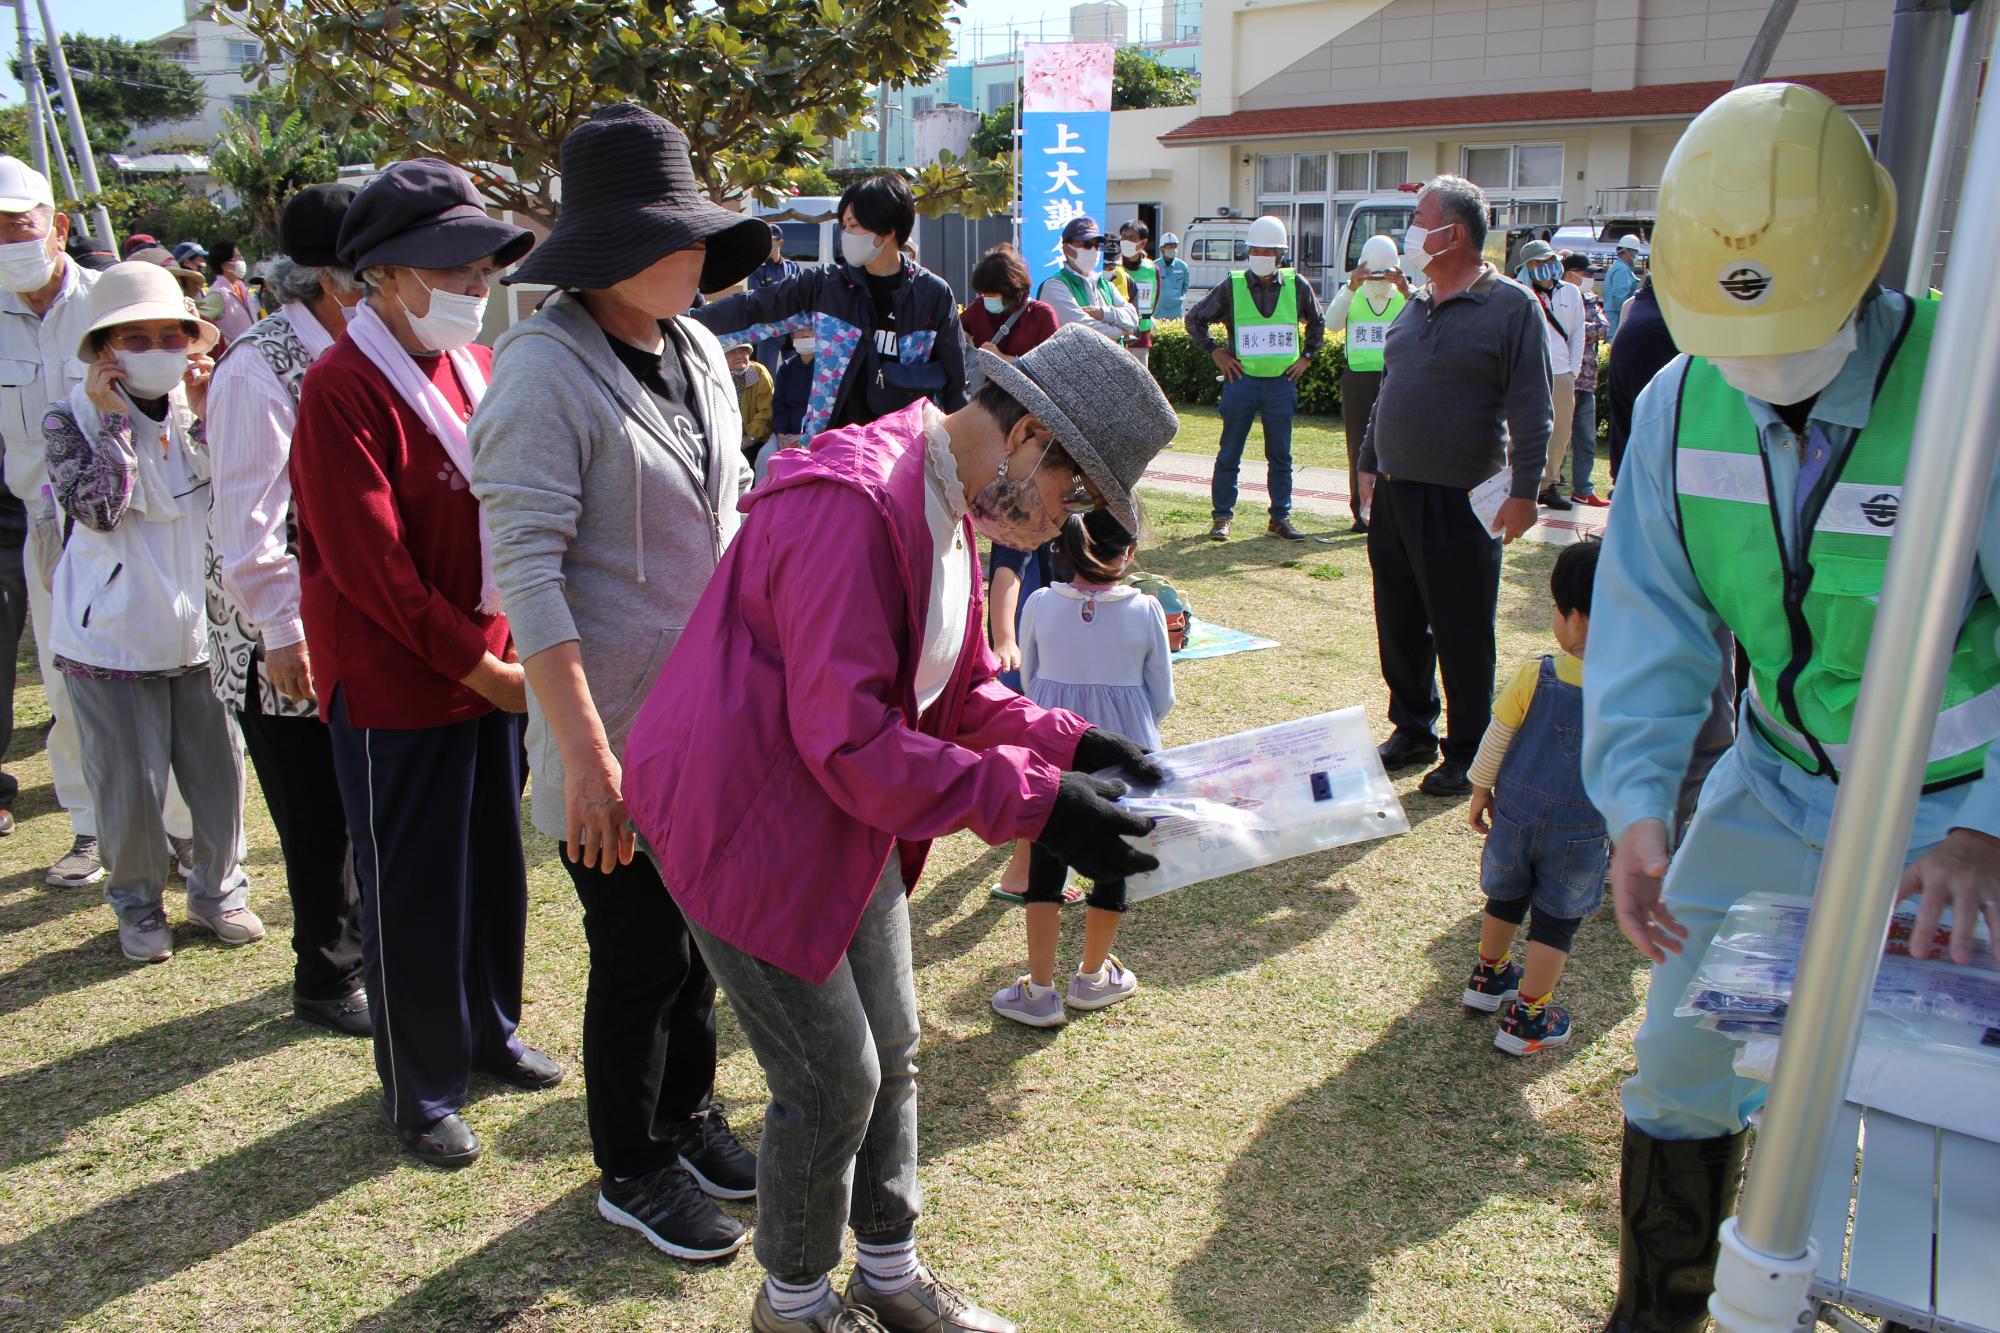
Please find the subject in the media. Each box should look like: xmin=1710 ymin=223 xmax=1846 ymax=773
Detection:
xmin=1051 ymin=266 xmax=1124 ymax=320
xmin=1125 ymin=257 xmax=1159 ymax=333
xmin=1231 ymin=270 xmax=1300 ymax=377
xmin=1674 ymin=295 xmax=2000 ymax=788
xmin=1343 ymin=288 xmax=1405 ymax=373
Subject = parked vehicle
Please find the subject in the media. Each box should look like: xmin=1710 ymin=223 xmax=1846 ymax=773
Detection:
xmin=1178 ymin=214 xmax=1252 ymax=305
xmin=752 ymin=195 xmax=840 ymax=268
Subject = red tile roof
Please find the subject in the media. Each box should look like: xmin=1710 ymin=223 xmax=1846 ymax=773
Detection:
xmin=1158 ymin=69 xmax=1886 ymax=143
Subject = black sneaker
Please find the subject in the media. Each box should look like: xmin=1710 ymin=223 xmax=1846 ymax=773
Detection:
xmin=598 ymin=1163 xmax=747 ymax=1261
xmin=1495 ymin=997 xmax=1574 ymax=1056
xmin=295 ymin=987 xmax=373 ymax=1037
xmin=1461 ymin=957 xmax=1525 ymax=1013
xmin=1377 ymin=733 xmax=1438 ymax=772
xmin=483 ymin=1045 xmax=564 ymax=1090
xmin=680 ymin=1101 xmax=758 ymax=1200
xmin=1538 ymin=485 xmax=1573 ymax=512
xmin=1419 ymin=760 xmax=1472 ymax=798
xmin=381 ymin=1103 xmax=481 ymax=1168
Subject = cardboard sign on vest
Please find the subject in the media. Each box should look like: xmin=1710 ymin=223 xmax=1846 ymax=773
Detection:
xmin=1348 ymin=322 xmax=1388 ymax=353
xmin=1236 ymin=324 xmax=1299 ymax=359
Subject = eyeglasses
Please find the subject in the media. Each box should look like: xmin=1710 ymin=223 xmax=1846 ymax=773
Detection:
xmin=1020 ymin=443 xmax=1100 ymax=522
xmin=105 ymin=331 xmax=193 ymax=353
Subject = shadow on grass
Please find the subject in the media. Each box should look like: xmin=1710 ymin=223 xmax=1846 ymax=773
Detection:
xmin=1170 ymin=912 xmax=1641 ymax=1331
xmin=0 ymin=984 xmax=326 ymax=1172
xmin=0 ymin=864 xmax=103 ymax=935
xmin=0 ymin=1090 xmax=398 ymax=1331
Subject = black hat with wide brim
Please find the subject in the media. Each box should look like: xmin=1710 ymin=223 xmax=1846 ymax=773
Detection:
xmin=337 ymin=158 xmax=534 ymax=273
xmin=505 ymin=103 xmax=771 ymax=295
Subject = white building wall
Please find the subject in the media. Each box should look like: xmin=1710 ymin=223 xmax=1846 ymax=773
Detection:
xmin=134 ymin=14 xmax=271 ymax=148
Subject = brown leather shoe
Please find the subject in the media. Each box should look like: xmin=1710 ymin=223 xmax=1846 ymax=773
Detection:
xmin=1206 ymin=518 xmax=1231 ymax=541
xmin=844 ymin=1266 xmax=1020 ymax=1333
xmin=1267 ymin=516 xmax=1307 ymax=540
xmin=752 ymin=1289 xmax=888 ymax=1332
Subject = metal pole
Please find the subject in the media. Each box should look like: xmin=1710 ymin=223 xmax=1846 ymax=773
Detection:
xmin=1724 ymin=0 xmax=2000 ymax=1293
xmin=32 ymin=0 xmax=113 ymax=248
xmin=13 ymin=2 xmax=45 ymax=178
xmin=1904 ymin=7 xmax=1977 ymax=294
xmin=34 ymin=77 xmax=76 ymax=204
xmin=1734 ymin=0 xmax=1801 ymax=87
xmin=1012 ymin=25 xmax=1023 ymax=255
xmin=1879 ymin=0 xmax=1959 ymax=286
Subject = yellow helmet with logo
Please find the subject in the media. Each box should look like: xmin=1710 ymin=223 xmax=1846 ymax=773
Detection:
xmin=1653 ymin=82 xmax=1895 ymax=357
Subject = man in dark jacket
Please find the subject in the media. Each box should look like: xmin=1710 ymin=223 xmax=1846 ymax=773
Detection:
xmin=694 ymin=176 xmax=967 ymax=444
xmin=1604 ymin=273 xmax=1675 ymax=484
xmin=748 ymin=223 xmax=800 ymax=375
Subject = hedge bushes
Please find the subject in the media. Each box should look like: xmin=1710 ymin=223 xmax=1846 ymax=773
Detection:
xmin=1147 ymin=317 xmax=1614 ymax=443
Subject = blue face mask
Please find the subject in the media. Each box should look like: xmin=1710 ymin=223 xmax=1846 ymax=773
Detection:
xmin=982 ymin=295 xmax=1006 ymax=315
xmin=1523 ymin=261 xmax=1560 ymax=286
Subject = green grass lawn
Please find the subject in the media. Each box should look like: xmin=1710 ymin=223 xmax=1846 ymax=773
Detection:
xmin=0 ymin=492 xmax=1642 ymax=1331
xmin=1169 ymin=404 xmax=1618 ymax=499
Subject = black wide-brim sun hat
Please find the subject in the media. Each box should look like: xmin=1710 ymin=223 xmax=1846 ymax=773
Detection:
xmin=505 ymin=103 xmax=771 ymax=294
xmin=338 ymin=158 xmax=534 ymax=273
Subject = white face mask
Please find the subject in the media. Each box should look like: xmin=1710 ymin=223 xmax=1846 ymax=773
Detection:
xmin=1119 ymin=240 xmax=1140 ymax=259
xmin=1066 ymin=245 xmax=1101 ymax=276
xmin=1363 ymin=278 xmax=1394 ymax=301
xmin=114 ymin=348 xmax=191 ymax=399
xmin=223 ymin=259 xmax=247 ymax=279
xmin=841 ymin=231 xmax=884 ymax=268
xmin=1403 ymin=222 xmax=1451 ymax=276
xmin=0 ymin=235 xmax=55 ymax=293
xmin=1247 ymin=254 xmax=1279 ymax=278
xmin=401 ymin=272 xmax=487 ymax=353
xmin=1711 ymin=316 xmax=1859 ymax=406
xmin=1162 ymin=248 xmax=1177 ymax=261
xmin=794 ymin=338 xmax=816 ymax=359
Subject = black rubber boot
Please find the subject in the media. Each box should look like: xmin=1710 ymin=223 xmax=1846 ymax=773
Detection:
xmin=1602 ymin=1121 xmax=1749 ymax=1333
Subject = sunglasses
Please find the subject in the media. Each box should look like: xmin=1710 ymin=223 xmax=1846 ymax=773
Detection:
xmin=106 ymin=331 xmax=194 ymax=353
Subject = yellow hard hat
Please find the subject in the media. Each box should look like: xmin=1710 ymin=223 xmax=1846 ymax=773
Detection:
xmin=1654 ymin=82 xmax=1895 ymax=357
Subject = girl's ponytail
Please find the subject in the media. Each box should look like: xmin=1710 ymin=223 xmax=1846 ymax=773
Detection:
xmin=1058 ymin=508 xmax=1137 ymax=585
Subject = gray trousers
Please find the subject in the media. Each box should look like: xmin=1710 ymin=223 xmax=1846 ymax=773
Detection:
xmin=67 ymin=669 xmax=249 ymax=925
xmin=684 ymin=860 xmax=922 ymax=1283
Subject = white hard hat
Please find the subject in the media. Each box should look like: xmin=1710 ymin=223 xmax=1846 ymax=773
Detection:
xmin=0 ymin=157 xmax=53 ymax=214
xmin=1161 ymin=232 xmax=1179 ymax=247
xmin=1359 ymin=234 xmax=1399 ymax=271
xmin=1246 ymin=215 xmax=1288 ymax=250
xmin=1617 ymin=233 xmax=1647 ymax=253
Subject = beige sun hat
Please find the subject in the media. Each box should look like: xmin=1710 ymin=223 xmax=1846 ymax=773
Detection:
xmin=75 ymin=260 xmax=220 ymax=361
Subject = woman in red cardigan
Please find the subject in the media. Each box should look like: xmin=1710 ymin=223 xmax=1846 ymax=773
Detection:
xmin=289 ymin=159 xmax=552 ymax=1168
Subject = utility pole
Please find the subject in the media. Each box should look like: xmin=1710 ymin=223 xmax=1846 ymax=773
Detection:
xmin=32 ymin=77 xmax=76 ymax=204
xmin=32 ymin=0 xmax=114 ymax=248
xmin=1878 ymin=0 xmax=1965 ymax=285
xmin=12 ymin=2 xmax=45 ymax=177
xmin=878 ymin=81 xmax=890 ymax=168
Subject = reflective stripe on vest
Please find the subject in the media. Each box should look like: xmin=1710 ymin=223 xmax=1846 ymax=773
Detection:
xmin=1343 ymin=289 xmax=1404 ymax=372
xmin=1232 ymin=270 xmax=1300 ymax=376
xmin=1673 ymin=295 xmax=2000 ymax=787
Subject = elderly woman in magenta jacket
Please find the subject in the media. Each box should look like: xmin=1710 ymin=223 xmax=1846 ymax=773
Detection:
xmin=621 ymin=324 xmax=1180 ymax=1333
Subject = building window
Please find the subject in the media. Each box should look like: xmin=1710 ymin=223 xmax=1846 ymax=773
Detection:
xmin=985 ymin=83 xmax=1011 ymax=112
xmin=1293 ymin=153 xmax=1328 ymax=194
xmin=1373 ymin=149 xmax=1408 ymax=188
xmin=1509 ymin=201 xmax=1562 ymax=227
xmin=909 ymin=95 xmax=934 ymax=117
xmin=1258 ymin=153 xmax=1292 ymax=195
xmin=230 ymin=95 xmax=252 ymax=113
xmin=227 ymin=40 xmax=261 ymax=65
xmin=1461 ymin=143 xmax=1565 ymax=191
xmin=1335 ymin=151 xmax=1369 ymax=193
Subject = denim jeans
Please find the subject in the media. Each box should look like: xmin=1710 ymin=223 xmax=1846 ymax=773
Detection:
xmin=1211 ymin=373 xmax=1296 ymax=521
xmin=684 ymin=860 xmax=922 ymax=1283
xmin=1571 ymin=388 xmax=1600 ymax=497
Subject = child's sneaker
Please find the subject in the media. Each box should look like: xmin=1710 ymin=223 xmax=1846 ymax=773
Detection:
xmin=1461 ymin=957 xmax=1524 ymax=1013
xmin=1495 ymin=997 xmax=1573 ymax=1056
xmin=992 ymin=977 xmax=1066 ymax=1028
xmin=1066 ymin=955 xmax=1138 ymax=1011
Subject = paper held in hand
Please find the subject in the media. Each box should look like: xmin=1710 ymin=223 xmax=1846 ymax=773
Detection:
xmin=1468 ymin=469 xmax=1511 ymax=540
xmin=1108 ymin=707 xmax=1411 ymax=903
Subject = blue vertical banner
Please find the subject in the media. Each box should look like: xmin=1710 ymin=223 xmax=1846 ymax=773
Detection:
xmin=1020 ymin=42 xmax=1114 ymax=288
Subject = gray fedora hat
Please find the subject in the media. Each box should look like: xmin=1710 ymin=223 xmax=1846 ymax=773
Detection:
xmin=977 ymin=323 xmax=1179 ymax=533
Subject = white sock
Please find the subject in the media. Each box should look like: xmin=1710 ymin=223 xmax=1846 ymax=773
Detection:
xmin=855 ymin=1236 xmax=921 ymax=1294
xmin=764 ymin=1275 xmax=834 ymax=1318
xmin=1023 ymin=978 xmax=1058 ymax=999
xmin=1077 ymin=962 xmax=1107 ymax=984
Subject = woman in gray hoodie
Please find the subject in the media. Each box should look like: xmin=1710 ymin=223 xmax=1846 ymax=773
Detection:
xmin=467 ymin=104 xmax=774 ymax=1265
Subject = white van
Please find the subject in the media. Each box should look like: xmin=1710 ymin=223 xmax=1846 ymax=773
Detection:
xmin=1177 ymin=215 xmax=1252 ymax=305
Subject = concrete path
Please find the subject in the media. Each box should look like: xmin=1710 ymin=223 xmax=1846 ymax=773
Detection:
xmin=1140 ymin=449 xmax=1609 ymax=547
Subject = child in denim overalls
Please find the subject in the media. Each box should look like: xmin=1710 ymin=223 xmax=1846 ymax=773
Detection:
xmin=1462 ymin=540 xmax=1606 ymax=1055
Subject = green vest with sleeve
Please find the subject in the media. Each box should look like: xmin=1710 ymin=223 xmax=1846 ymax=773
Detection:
xmin=1342 ymin=288 xmax=1405 ymax=373
xmin=1051 ymin=266 xmax=1124 ymax=319
xmin=1673 ymin=295 xmax=2000 ymax=787
xmin=1230 ymin=270 xmax=1300 ymax=377
xmin=1125 ymin=257 xmax=1159 ymax=333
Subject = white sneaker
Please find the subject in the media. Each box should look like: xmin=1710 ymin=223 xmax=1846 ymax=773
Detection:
xmin=187 ymin=906 xmax=266 ymax=945
xmin=118 ymin=908 xmax=174 ymax=963
xmin=1066 ymin=955 xmax=1138 ymax=1011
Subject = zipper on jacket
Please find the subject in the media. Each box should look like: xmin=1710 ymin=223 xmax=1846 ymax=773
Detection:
xmin=81 ymin=561 xmax=122 ymax=629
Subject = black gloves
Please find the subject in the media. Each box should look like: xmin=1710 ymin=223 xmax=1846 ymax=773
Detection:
xmin=1072 ymin=727 xmax=1170 ymax=789
xmin=1035 ymin=771 xmax=1160 ymax=881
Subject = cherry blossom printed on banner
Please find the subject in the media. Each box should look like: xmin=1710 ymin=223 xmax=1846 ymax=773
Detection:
xmin=1020 ymin=42 xmax=1114 ymax=286
xmin=1021 ymin=41 xmax=1114 ymax=114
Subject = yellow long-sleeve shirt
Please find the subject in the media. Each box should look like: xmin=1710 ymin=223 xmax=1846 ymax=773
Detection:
xmin=1469 ymin=651 xmax=1585 ymax=791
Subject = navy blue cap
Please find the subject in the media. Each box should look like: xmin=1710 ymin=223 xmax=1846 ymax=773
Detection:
xmin=1060 ymin=216 xmax=1103 ymax=245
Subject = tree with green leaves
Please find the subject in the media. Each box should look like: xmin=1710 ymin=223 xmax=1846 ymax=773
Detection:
xmin=209 ymin=109 xmax=339 ymax=253
xmin=12 ymin=34 xmax=205 ymax=154
xmin=228 ymin=0 xmax=1010 ymax=226
xmin=1113 ymin=47 xmax=1199 ymax=110
xmin=971 ymin=103 xmax=1014 ymax=162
